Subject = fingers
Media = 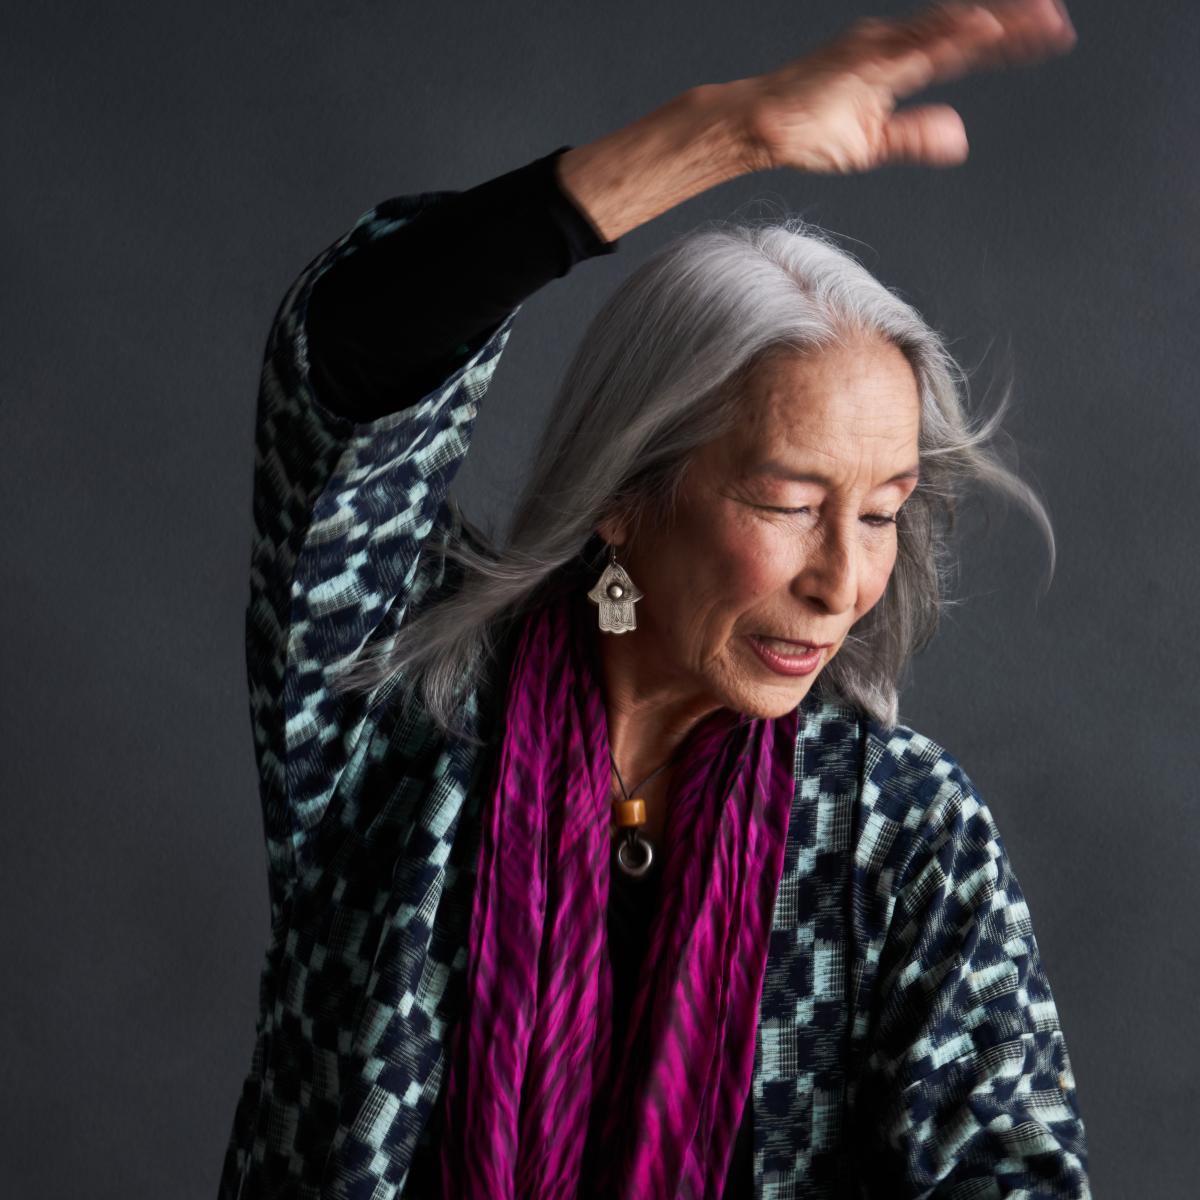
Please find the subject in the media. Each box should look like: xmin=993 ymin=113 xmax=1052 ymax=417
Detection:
xmin=881 ymin=103 xmax=970 ymax=166
xmin=968 ymin=0 xmax=1078 ymax=68
xmin=878 ymin=5 xmax=1006 ymax=96
xmin=857 ymin=0 xmax=1077 ymax=99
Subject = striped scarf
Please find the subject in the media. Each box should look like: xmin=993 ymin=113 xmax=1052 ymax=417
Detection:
xmin=439 ymin=586 xmax=800 ymax=1198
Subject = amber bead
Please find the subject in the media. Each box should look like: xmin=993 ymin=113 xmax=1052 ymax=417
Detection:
xmin=612 ymin=797 xmax=646 ymax=828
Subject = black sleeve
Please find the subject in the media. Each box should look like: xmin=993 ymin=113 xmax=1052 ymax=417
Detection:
xmin=305 ymin=144 xmax=619 ymax=422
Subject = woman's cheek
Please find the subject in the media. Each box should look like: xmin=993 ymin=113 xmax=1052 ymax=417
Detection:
xmin=690 ymin=504 xmax=783 ymax=603
xmin=723 ymin=530 xmax=784 ymax=600
xmin=858 ymin=555 xmax=897 ymax=615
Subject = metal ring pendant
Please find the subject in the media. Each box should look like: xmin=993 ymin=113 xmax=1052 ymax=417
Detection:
xmin=615 ymin=828 xmax=655 ymax=878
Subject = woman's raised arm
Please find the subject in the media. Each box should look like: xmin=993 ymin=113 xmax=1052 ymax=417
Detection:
xmin=306 ymin=1 xmax=1075 ymax=423
xmin=307 ymin=146 xmax=617 ymax=422
xmin=557 ymin=0 xmax=1076 ymax=242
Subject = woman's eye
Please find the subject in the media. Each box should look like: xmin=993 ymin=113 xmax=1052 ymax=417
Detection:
xmin=763 ymin=505 xmax=896 ymax=527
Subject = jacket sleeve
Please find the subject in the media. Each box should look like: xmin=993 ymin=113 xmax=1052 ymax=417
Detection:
xmin=244 ymin=190 xmax=520 ymax=896
xmin=852 ymin=769 xmax=1091 ymax=1198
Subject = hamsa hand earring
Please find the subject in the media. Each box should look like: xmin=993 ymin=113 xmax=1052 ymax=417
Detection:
xmin=586 ymin=543 xmax=644 ymax=634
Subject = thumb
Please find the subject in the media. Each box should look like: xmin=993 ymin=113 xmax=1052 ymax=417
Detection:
xmin=881 ymin=103 xmax=969 ymax=167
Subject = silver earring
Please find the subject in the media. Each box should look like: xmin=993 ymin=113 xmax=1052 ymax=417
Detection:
xmin=586 ymin=543 xmax=644 ymax=634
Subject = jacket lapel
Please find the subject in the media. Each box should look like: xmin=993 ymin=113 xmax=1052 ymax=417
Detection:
xmin=752 ymin=690 xmax=865 ymax=1199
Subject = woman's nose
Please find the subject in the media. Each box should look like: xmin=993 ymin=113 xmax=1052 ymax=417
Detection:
xmin=794 ymin=523 xmax=857 ymax=616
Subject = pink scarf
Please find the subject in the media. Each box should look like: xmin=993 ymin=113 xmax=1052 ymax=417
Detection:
xmin=439 ymin=586 xmax=800 ymax=1198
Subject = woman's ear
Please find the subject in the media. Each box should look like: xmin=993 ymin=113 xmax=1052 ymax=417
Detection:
xmin=595 ymin=514 xmax=629 ymax=548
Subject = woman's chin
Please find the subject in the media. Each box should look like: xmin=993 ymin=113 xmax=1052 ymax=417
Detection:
xmin=723 ymin=638 xmax=825 ymax=713
xmin=726 ymin=674 xmax=821 ymax=721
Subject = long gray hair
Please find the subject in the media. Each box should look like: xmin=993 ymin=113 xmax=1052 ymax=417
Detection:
xmin=334 ymin=216 xmax=1054 ymax=743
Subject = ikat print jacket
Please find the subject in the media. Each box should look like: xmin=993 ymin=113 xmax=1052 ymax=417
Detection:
xmin=218 ymin=188 xmax=1091 ymax=1200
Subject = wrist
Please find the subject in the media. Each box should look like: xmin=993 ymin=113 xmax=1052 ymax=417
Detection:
xmin=555 ymin=83 xmax=754 ymax=243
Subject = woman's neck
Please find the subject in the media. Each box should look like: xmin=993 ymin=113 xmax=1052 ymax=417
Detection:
xmin=597 ymin=622 xmax=721 ymax=813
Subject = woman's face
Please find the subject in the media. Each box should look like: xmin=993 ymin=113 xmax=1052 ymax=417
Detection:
xmin=600 ymin=335 xmax=922 ymax=722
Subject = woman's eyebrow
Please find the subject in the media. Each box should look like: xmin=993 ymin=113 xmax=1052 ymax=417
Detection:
xmin=749 ymin=460 xmax=920 ymax=485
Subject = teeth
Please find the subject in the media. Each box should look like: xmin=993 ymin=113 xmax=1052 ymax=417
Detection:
xmin=758 ymin=636 xmax=816 ymax=655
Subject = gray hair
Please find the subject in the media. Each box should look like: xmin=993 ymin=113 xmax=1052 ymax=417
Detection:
xmin=334 ymin=216 xmax=1054 ymax=743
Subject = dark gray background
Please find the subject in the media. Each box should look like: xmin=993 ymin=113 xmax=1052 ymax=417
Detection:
xmin=3 ymin=0 xmax=1196 ymax=1195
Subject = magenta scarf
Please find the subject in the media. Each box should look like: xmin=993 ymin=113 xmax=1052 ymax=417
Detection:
xmin=439 ymin=587 xmax=800 ymax=1198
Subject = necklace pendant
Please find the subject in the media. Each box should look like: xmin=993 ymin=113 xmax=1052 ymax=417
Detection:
xmin=615 ymin=827 xmax=654 ymax=878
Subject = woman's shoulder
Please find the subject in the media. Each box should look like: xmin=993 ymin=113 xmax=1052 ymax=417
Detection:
xmin=800 ymin=689 xmax=1000 ymax=886
xmin=865 ymin=715 xmax=982 ymax=816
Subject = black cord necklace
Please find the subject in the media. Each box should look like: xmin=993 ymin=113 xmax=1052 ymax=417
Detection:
xmin=609 ymin=746 xmax=684 ymax=879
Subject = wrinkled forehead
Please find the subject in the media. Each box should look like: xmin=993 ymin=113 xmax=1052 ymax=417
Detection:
xmin=723 ymin=340 xmax=921 ymax=468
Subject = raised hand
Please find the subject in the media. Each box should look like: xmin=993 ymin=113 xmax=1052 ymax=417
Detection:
xmin=556 ymin=0 xmax=1077 ymax=242
xmin=737 ymin=0 xmax=1077 ymax=174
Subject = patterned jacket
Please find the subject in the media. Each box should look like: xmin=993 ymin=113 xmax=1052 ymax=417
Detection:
xmin=218 ymin=188 xmax=1091 ymax=1199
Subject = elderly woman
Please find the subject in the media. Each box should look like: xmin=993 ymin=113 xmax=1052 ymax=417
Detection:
xmin=219 ymin=2 xmax=1089 ymax=1197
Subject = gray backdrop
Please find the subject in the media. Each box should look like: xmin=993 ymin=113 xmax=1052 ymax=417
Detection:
xmin=3 ymin=0 xmax=1196 ymax=1195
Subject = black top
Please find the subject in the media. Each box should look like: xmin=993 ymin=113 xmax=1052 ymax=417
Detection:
xmin=306 ymin=144 xmax=618 ymax=423
xmin=305 ymin=147 xmax=755 ymax=1197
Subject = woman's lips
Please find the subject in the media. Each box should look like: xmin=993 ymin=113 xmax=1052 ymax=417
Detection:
xmin=746 ymin=634 xmax=826 ymax=677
